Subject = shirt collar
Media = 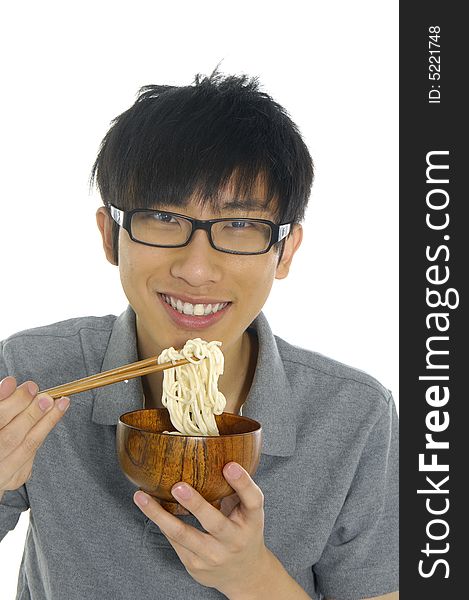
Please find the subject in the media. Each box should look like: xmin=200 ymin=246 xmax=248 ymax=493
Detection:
xmin=91 ymin=305 xmax=143 ymax=425
xmin=91 ymin=305 xmax=296 ymax=457
xmin=242 ymin=314 xmax=296 ymax=457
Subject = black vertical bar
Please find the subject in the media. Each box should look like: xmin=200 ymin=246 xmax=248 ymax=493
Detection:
xmin=400 ymin=3 xmax=466 ymax=598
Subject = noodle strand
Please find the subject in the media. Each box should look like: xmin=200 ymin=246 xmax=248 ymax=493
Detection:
xmin=157 ymin=339 xmax=226 ymax=435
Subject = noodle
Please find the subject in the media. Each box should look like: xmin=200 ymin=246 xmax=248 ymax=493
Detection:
xmin=157 ymin=338 xmax=226 ymax=436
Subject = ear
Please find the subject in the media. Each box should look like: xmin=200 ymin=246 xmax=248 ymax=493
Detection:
xmin=96 ymin=207 xmax=118 ymax=266
xmin=275 ymin=224 xmax=303 ymax=280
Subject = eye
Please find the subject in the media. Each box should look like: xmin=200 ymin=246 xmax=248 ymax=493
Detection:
xmin=228 ymin=220 xmax=250 ymax=228
xmin=152 ymin=212 xmax=177 ymax=223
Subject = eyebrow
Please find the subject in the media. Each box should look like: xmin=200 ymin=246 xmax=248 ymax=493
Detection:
xmin=155 ymin=199 xmax=270 ymax=213
xmin=218 ymin=199 xmax=269 ymax=211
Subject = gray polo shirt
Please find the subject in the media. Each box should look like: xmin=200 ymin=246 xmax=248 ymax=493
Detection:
xmin=0 ymin=306 xmax=398 ymax=600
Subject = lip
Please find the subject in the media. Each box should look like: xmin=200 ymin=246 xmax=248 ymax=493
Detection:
xmin=158 ymin=293 xmax=232 ymax=330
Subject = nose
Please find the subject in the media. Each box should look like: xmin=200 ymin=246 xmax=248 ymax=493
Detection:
xmin=170 ymin=229 xmax=222 ymax=286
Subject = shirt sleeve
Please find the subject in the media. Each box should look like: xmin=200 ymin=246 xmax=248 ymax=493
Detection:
xmin=0 ymin=340 xmax=31 ymax=542
xmin=313 ymin=395 xmax=399 ymax=600
xmin=1 ymin=487 xmax=30 ymax=542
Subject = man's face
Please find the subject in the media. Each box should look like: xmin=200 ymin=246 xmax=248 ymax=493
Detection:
xmin=97 ymin=185 xmax=302 ymax=359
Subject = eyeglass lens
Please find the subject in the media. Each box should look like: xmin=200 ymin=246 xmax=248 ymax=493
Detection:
xmin=131 ymin=211 xmax=272 ymax=253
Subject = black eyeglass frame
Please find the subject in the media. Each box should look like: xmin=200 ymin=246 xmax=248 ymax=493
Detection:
xmin=108 ymin=204 xmax=292 ymax=255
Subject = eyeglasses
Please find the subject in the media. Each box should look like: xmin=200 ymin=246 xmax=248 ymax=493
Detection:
xmin=108 ymin=204 xmax=291 ymax=255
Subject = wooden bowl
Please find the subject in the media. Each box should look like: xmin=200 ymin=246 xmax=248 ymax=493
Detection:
xmin=116 ymin=408 xmax=262 ymax=514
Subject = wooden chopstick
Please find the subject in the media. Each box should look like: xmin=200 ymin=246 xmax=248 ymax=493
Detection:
xmin=48 ymin=354 xmax=168 ymax=389
xmin=41 ymin=357 xmax=191 ymax=399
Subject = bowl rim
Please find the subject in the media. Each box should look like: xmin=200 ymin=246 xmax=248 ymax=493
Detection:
xmin=118 ymin=407 xmax=262 ymax=438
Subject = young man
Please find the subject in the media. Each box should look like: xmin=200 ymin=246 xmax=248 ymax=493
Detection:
xmin=0 ymin=72 xmax=399 ymax=599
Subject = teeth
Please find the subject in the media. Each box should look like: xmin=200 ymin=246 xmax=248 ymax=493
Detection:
xmin=183 ymin=302 xmax=193 ymax=315
xmin=163 ymin=295 xmax=228 ymax=316
xmin=193 ymin=304 xmax=205 ymax=315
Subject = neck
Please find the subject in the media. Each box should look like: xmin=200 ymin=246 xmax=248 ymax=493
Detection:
xmin=137 ymin=328 xmax=258 ymax=415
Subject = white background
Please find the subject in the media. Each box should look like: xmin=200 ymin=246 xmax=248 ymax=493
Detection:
xmin=0 ymin=1 xmax=398 ymax=595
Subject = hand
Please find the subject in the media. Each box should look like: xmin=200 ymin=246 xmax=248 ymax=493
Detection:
xmin=134 ymin=462 xmax=272 ymax=598
xmin=0 ymin=376 xmax=70 ymax=494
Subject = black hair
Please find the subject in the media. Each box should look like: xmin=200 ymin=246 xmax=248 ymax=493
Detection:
xmin=90 ymin=70 xmax=314 ymax=264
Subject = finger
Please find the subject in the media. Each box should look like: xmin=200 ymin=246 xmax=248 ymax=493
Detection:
xmin=0 ymin=396 xmax=70 ymax=468
xmin=133 ymin=491 xmax=211 ymax=555
xmin=223 ymin=463 xmax=264 ymax=524
xmin=0 ymin=376 xmax=17 ymax=401
xmin=171 ymin=483 xmax=235 ymax=542
xmin=0 ymin=392 xmax=58 ymax=461
xmin=0 ymin=380 xmax=39 ymax=429
xmin=1 ymin=459 xmax=33 ymax=492
xmin=164 ymin=535 xmax=200 ymax=569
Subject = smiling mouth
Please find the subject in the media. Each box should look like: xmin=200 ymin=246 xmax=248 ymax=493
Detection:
xmin=159 ymin=294 xmax=231 ymax=316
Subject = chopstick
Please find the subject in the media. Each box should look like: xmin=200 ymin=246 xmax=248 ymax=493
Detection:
xmin=41 ymin=356 xmax=192 ymax=399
